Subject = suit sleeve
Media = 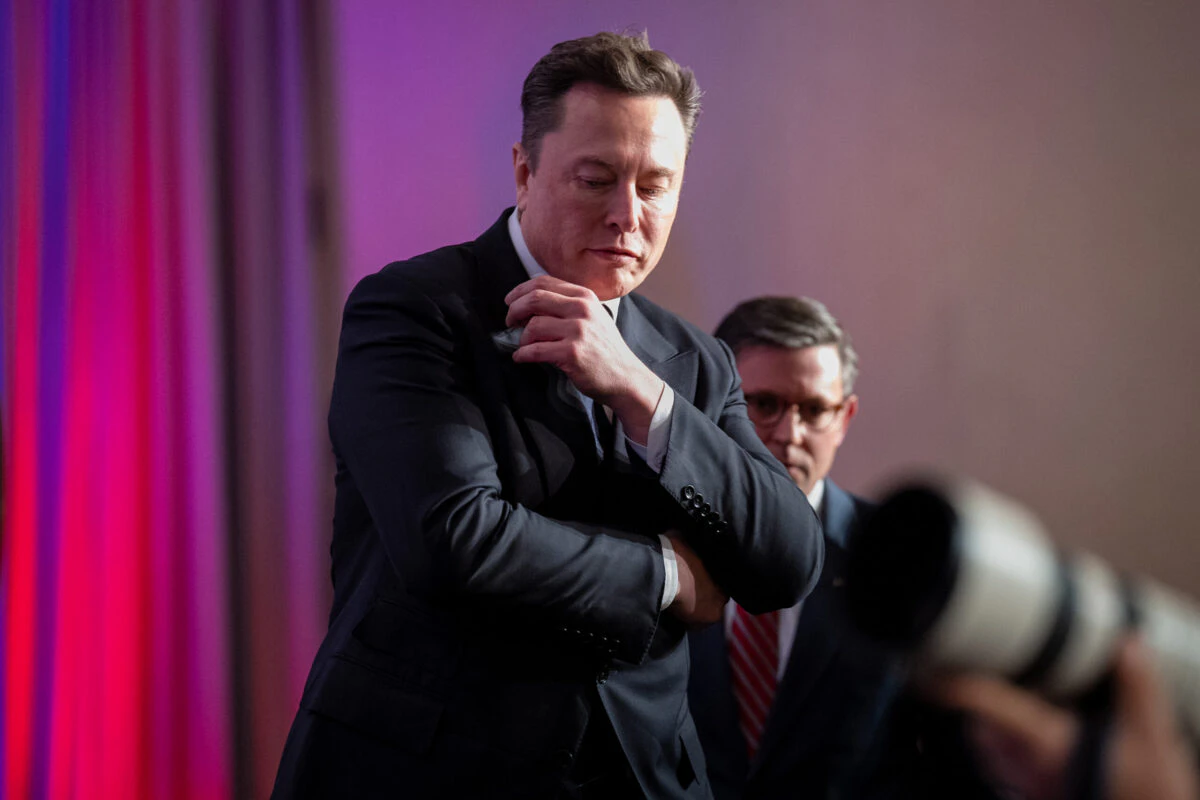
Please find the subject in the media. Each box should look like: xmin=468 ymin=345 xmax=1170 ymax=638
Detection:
xmin=330 ymin=270 xmax=662 ymax=664
xmin=658 ymin=338 xmax=824 ymax=613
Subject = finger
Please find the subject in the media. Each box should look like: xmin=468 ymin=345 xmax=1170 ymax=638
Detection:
xmin=512 ymin=340 xmax=570 ymax=367
xmin=518 ymin=315 xmax=580 ymax=346
xmin=926 ymin=673 xmax=1076 ymax=755
xmin=1107 ymin=635 xmax=1199 ymax=800
xmin=505 ymin=288 xmax=593 ymax=328
xmin=503 ymin=277 xmax=545 ymax=306
xmin=1113 ymin=635 xmax=1177 ymax=740
xmin=504 ymin=275 xmax=594 ymax=306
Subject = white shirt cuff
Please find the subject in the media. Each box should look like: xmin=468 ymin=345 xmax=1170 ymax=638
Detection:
xmin=626 ymin=385 xmax=673 ymax=473
xmin=658 ymin=534 xmax=679 ymax=610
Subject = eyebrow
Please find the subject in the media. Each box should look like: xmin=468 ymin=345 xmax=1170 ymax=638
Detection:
xmin=640 ymin=166 xmax=677 ymax=181
xmin=572 ymin=157 xmax=615 ymax=173
xmin=746 ymin=391 xmax=841 ymax=406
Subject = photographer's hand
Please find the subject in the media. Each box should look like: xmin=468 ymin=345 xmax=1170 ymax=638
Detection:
xmin=928 ymin=636 xmax=1198 ymax=800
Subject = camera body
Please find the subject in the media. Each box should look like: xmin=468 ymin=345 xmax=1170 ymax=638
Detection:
xmin=845 ymin=479 xmax=1200 ymax=747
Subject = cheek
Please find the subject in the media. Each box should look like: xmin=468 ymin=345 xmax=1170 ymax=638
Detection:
xmin=755 ymin=423 xmax=779 ymax=444
xmin=811 ymin=438 xmax=837 ymax=464
xmin=649 ymin=202 xmax=678 ymax=230
xmin=753 ymin=429 xmax=773 ymax=449
xmin=643 ymin=216 xmax=667 ymax=244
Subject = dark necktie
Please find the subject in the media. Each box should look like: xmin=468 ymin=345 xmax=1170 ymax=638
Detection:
xmin=592 ymin=393 xmax=616 ymax=463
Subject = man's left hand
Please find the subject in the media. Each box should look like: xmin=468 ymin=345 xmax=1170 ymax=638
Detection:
xmin=505 ymin=275 xmax=664 ymax=444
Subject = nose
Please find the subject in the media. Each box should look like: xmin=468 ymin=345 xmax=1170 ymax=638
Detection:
xmin=771 ymin=406 xmax=807 ymax=445
xmin=606 ymin=183 xmax=639 ymax=234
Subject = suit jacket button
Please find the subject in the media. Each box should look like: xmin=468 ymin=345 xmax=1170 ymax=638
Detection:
xmin=555 ymin=749 xmax=575 ymax=770
xmin=681 ymin=485 xmax=696 ymax=501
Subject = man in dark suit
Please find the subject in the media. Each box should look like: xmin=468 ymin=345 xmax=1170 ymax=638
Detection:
xmin=272 ymin=33 xmax=823 ymax=799
xmin=688 ymin=296 xmax=915 ymax=799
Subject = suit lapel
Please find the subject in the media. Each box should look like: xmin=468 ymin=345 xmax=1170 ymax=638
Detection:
xmin=469 ymin=211 xmax=599 ymax=485
xmin=820 ymin=480 xmax=858 ymax=551
xmin=471 ymin=210 xmax=527 ymax=333
xmin=617 ymin=295 xmax=698 ymax=401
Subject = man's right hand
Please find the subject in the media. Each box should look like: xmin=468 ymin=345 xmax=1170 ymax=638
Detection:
xmin=667 ymin=535 xmax=727 ymax=626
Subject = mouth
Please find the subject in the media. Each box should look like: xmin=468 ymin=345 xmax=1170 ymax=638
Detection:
xmin=588 ymin=247 xmax=640 ymax=262
xmin=778 ymin=450 xmax=810 ymax=476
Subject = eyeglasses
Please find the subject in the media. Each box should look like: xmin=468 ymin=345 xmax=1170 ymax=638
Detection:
xmin=743 ymin=393 xmax=850 ymax=432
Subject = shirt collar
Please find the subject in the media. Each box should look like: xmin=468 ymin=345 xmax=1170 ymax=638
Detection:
xmin=806 ymin=478 xmax=826 ymax=517
xmin=507 ymin=209 xmax=621 ymax=321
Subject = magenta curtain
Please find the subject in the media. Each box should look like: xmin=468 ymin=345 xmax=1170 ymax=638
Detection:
xmin=1 ymin=1 xmax=341 ymax=797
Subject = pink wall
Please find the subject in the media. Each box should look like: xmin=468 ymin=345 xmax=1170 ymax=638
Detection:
xmin=332 ymin=1 xmax=1200 ymax=593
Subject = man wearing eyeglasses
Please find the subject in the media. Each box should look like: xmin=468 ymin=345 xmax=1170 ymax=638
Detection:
xmin=720 ymin=299 xmax=859 ymax=502
xmin=687 ymin=296 xmax=920 ymax=799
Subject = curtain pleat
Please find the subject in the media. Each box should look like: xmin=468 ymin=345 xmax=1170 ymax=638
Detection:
xmin=1 ymin=1 xmax=340 ymax=797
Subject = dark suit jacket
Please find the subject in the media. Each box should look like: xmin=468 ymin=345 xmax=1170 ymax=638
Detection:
xmin=688 ymin=480 xmax=920 ymax=800
xmin=272 ymin=210 xmax=824 ymax=799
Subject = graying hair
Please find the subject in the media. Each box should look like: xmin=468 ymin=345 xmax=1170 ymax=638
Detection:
xmin=520 ymin=31 xmax=702 ymax=170
xmin=714 ymin=296 xmax=860 ymax=394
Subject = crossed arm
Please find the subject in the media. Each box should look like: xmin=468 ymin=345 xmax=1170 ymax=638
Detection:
xmin=330 ymin=269 xmax=822 ymax=661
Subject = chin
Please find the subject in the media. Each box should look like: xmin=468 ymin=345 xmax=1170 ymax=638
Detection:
xmin=787 ymin=467 xmax=811 ymax=490
xmin=584 ymin=274 xmax=636 ymax=301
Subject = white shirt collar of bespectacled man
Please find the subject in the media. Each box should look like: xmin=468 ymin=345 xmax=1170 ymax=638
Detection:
xmin=805 ymin=478 xmax=825 ymax=515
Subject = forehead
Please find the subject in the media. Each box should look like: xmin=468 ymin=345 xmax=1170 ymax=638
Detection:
xmin=736 ymin=344 xmax=845 ymax=399
xmin=542 ymin=84 xmax=687 ymax=172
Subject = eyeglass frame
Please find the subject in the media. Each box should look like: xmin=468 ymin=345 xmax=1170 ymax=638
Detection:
xmin=742 ymin=392 xmax=853 ymax=433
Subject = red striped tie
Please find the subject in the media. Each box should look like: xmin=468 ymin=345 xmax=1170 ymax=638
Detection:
xmin=728 ymin=605 xmax=779 ymax=760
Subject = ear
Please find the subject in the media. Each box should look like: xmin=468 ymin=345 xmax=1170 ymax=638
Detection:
xmin=833 ymin=394 xmax=858 ymax=447
xmin=513 ymin=142 xmax=532 ymax=212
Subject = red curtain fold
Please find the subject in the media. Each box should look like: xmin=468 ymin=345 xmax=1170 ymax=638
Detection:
xmin=1 ymin=1 xmax=341 ymax=797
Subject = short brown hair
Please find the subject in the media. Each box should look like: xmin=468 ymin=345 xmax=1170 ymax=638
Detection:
xmin=520 ymin=31 xmax=702 ymax=170
xmin=715 ymin=296 xmax=860 ymax=394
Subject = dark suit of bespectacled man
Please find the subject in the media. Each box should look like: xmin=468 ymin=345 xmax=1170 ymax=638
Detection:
xmin=271 ymin=32 xmax=822 ymax=800
xmin=686 ymin=296 xmax=901 ymax=799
